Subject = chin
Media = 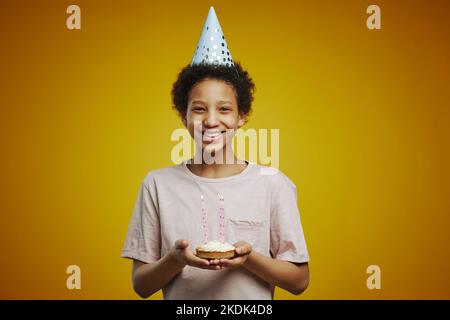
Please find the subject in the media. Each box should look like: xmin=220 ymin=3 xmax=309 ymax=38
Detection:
xmin=203 ymin=144 xmax=225 ymax=154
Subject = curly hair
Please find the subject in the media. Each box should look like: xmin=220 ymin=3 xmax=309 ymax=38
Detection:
xmin=171 ymin=62 xmax=255 ymax=118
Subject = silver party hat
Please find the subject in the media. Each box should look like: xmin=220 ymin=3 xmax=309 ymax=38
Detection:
xmin=191 ymin=7 xmax=235 ymax=67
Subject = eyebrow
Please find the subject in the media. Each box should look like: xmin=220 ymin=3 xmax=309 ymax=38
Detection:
xmin=191 ymin=100 xmax=233 ymax=105
xmin=191 ymin=100 xmax=206 ymax=105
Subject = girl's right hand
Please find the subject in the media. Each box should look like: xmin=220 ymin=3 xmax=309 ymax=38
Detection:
xmin=170 ymin=239 xmax=222 ymax=270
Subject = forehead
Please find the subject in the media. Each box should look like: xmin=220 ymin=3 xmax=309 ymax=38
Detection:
xmin=188 ymin=78 xmax=237 ymax=103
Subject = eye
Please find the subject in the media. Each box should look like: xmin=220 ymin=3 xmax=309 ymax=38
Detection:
xmin=192 ymin=106 xmax=206 ymax=112
xmin=220 ymin=106 xmax=231 ymax=111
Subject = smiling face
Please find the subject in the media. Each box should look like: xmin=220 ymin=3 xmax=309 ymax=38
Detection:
xmin=182 ymin=78 xmax=246 ymax=157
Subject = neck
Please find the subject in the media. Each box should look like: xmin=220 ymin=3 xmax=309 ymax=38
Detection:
xmin=187 ymin=149 xmax=248 ymax=179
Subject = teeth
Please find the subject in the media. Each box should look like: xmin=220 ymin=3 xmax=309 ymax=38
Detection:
xmin=202 ymin=130 xmax=225 ymax=141
xmin=203 ymin=131 xmax=223 ymax=137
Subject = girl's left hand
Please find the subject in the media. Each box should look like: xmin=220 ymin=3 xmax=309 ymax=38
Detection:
xmin=217 ymin=241 xmax=252 ymax=269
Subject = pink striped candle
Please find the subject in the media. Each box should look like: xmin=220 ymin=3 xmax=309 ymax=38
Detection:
xmin=218 ymin=193 xmax=225 ymax=243
xmin=200 ymin=194 xmax=208 ymax=243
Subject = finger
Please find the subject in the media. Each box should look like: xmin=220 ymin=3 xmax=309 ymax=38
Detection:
xmin=175 ymin=239 xmax=189 ymax=249
xmin=193 ymin=263 xmax=222 ymax=270
xmin=209 ymin=259 xmax=221 ymax=265
xmin=188 ymin=255 xmax=211 ymax=266
xmin=235 ymin=246 xmax=250 ymax=255
xmin=219 ymin=260 xmax=233 ymax=268
xmin=205 ymin=264 xmax=222 ymax=270
xmin=187 ymin=251 xmax=210 ymax=263
xmin=219 ymin=258 xmax=239 ymax=268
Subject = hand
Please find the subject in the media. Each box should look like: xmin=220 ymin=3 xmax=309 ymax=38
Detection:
xmin=170 ymin=239 xmax=222 ymax=271
xmin=219 ymin=241 xmax=252 ymax=269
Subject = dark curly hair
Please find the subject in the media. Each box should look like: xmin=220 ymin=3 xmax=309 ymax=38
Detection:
xmin=171 ymin=62 xmax=255 ymax=119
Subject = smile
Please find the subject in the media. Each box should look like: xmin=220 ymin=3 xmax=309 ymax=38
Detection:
xmin=202 ymin=130 xmax=226 ymax=142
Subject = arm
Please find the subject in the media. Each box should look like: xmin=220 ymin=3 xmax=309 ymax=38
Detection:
xmin=243 ymin=251 xmax=309 ymax=295
xmin=132 ymin=251 xmax=183 ymax=298
xmin=132 ymin=240 xmax=221 ymax=298
xmin=219 ymin=242 xmax=310 ymax=295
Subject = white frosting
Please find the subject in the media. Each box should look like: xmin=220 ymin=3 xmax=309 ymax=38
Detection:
xmin=197 ymin=241 xmax=235 ymax=252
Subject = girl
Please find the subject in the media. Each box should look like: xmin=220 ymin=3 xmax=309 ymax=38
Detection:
xmin=121 ymin=7 xmax=309 ymax=300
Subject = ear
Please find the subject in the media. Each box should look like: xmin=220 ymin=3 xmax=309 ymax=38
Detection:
xmin=238 ymin=113 xmax=246 ymax=128
xmin=181 ymin=113 xmax=187 ymax=127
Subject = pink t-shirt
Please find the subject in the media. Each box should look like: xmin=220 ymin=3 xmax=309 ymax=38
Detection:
xmin=121 ymin=160 xmax=309 ymax=299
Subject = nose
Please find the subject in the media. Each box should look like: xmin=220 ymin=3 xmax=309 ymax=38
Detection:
xmin=203 ymin=110 xmax=220 ymax=127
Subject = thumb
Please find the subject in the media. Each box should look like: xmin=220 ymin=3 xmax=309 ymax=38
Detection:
xmin=236 ymin=244 xmax=251 ymax=255
xmin=175 ymin=239 xmax=189 ymax=249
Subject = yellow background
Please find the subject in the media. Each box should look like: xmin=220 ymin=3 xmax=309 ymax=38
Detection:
xmin=1 ymin=0 xmax=449 ymax=299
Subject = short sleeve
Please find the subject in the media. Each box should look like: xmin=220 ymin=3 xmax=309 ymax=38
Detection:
xmin=270 ymin=173 xmax=310 ymax=263
xmin=121 ymin=179 xmax=161 ymax=264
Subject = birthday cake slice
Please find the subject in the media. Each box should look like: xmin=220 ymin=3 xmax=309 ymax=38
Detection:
xmin=196 ymin=241 xmax=236 ymax=259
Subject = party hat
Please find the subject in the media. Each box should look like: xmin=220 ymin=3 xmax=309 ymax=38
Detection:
xmin=191 ymin=6 xmax=235 ymax=67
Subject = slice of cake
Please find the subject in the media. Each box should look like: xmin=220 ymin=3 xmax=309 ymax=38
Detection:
xmin=196 ymin=241 xmax=236 ymax=259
